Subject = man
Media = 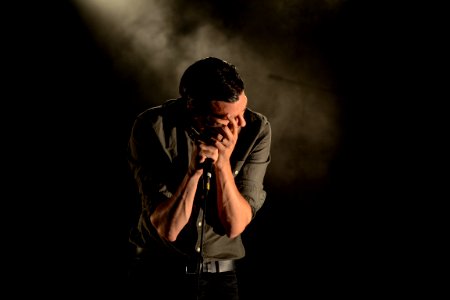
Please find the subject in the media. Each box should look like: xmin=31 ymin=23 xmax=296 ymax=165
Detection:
xmin=127 ymin=57 xmax=271 ymax=299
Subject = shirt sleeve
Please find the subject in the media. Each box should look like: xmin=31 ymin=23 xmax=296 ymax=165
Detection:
xmin=235 ymin=116 xmax=272 ymax=218
xmin=127 ymin=110 xmax=173 ymax=215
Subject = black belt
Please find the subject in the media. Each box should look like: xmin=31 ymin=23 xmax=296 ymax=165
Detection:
xmin=135 ymin=247 xmax=234 ymax=274
xmin=186 ymin=260 xmax=235 ymax=274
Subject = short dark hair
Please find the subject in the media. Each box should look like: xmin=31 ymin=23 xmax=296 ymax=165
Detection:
xmin=179 ymin=57 xmax=244 ymax=104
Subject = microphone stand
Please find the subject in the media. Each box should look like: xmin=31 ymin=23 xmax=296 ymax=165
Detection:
xmin=196 ymin=159 xmax=212 ymax=299
xmin=186 ymin=127 xmax=214 ymax=298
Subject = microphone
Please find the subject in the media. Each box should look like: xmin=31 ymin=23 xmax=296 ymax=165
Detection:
xmin=187 ymin=126 xmax=213 ymax=191
xmin=203 ymin=158 xmax=213 ymax=192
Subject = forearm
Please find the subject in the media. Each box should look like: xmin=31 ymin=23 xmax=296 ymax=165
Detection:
xmin=215 ymin=162 xmax=252 ymax=239
xmin=150 ymin=170 xmax=202 ymax=242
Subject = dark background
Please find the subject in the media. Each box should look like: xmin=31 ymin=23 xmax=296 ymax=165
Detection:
xmin=5 ymin=0 xmax=440 ymax=298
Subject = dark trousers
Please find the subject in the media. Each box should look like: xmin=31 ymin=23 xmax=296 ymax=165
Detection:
xmin=196 ymin=271 xmax=239 ymax=300
xmin=127 ymin=255 xmax=239 ymax=300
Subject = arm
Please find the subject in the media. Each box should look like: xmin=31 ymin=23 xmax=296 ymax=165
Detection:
xmin=150 ymin=169 xmax=202 ymax=242
xmin=128 ymin=110 xmax=205 ymax=242
xmin=215 ymin=159 xmax=252 ymax=239
xmin=212 ymin=114 xmax=271 ymax=239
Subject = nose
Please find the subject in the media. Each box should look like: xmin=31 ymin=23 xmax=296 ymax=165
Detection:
xmin=237 ymin=115 xmax=246 ymax=128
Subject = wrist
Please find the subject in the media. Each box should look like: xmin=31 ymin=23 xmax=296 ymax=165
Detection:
xmin=214 ymin=159 xmax=232 ymax=173
xmin=188 ymin=168 xmax=203 ymax=178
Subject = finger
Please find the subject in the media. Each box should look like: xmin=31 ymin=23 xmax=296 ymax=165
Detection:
xmin=221 ymin=138 xmax=230 ymax=146
xmin=206 ymin=116 xmax=228 ymax=128
xmin=199 ymin=143 xmax=219 ymax=159
xmin=215 ymin=133 xmax=224 ymax=142
xmin=227 ymin=115 xmax=239 ymax=136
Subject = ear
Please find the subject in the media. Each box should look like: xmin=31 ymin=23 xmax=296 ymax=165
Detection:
xmin=186 ymin=98 xmax=199 ymax=127
xmin=187 ymin=97 xmax=203 ymax=115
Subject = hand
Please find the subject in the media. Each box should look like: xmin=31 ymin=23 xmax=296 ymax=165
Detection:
xmin=214 ymin=115 xmax=239 ymax=167
xmin=187 ymin=140 xmax=219 ymax=176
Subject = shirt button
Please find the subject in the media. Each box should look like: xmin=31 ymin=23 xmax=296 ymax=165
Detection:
xmin=234 ymin=170 xmax=239 ymax=175
xmin=196 ymin=247 xmax=201 ymax=252
xmin=198 ymin=221 xmax=202 ymax=227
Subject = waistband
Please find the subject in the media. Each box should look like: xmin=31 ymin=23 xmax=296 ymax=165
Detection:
xmin=200 ymin=260 xmax=235 ymax=273
xmin=135 ymin=246 xmax=235 ymax=274
xmin=185 ymin=259 xmax=235 ymax=274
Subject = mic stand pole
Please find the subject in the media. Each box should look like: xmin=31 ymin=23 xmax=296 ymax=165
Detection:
xmin=196 ymin=166 xmax=212 ymax=299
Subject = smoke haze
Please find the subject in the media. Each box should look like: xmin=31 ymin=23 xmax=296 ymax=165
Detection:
xmin=73 ymin=0 xmax=344 ymax=188
xmin=6 ymin=0 xmax=436 ymax=298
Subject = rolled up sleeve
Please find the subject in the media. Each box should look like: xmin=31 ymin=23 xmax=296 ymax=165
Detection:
xmin=235 ymin=118 xmax=271 ymax=218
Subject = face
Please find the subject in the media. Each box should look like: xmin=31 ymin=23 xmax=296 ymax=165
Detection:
xmin=209 ymin=91 xmax=247 ymax=127
xmin=191 ymin=91 xmax=248 ymax=136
